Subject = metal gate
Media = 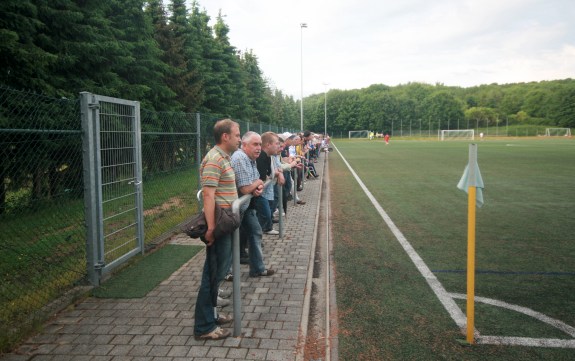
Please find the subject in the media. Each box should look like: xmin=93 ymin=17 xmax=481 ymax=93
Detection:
xmin=81 ymin=92 xmax=144 ymax=285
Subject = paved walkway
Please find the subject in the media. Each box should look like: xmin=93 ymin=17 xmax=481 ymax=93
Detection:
xmin=2 ymin=157 xmax=325 ymax=361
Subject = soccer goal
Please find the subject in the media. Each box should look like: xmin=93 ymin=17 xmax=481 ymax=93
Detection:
xmin=349 ymin=130 xmax=370 ymax=139
xmin=440 ymin=129 xmax=475 ymax=141
xmin=545 ymin=128 xmax=571 ymax=137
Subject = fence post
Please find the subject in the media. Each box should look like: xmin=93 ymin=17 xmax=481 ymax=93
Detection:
xmin=196 ymin=113 xmax=201 ymax=190
xmin=134 ymin=101 xmax=145 ymax=255
xmin=80 ymin=92 xmax=101 ymax=286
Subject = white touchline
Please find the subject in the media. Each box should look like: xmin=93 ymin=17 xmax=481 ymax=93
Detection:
xmin=332 ymin=142 xmax=575 ymax=349
xmin=332 ymin=143 xmax=467 ymax=332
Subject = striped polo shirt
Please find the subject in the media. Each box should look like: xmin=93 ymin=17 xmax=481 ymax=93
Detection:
xmin=200 ymin=145 xmax=238 ymax=208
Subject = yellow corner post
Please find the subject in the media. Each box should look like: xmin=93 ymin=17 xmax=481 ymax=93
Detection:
xmin=466 ymin=144 xmax=478 ymax=344
xmin=466 ymin=186 xmax=476 ymax=344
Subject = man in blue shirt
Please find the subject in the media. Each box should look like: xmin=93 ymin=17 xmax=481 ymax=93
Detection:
xmin=231 ymin=131 xmax=275 ymax=277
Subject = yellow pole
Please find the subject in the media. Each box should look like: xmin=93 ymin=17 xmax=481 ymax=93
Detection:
xmin=466 ymin=185 xmax=476 ymax=343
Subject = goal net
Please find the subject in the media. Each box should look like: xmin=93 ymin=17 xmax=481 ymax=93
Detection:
xmin=440 ymin=129 xmax=475 ymax=141
xmin=545 ymin=128 xmax=571 ymax=137
xmin=349 ymin=130 xmax=369 ymax=139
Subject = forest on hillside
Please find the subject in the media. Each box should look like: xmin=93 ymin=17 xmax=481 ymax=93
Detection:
xmin=303 ymin=80 xmax=575 ymax=136
xmin=1 ymin=0 xmax=573 ymax=133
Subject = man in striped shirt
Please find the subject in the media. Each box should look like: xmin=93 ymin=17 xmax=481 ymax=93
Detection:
xmin=194 ymin=119 xmax=240 ymax=341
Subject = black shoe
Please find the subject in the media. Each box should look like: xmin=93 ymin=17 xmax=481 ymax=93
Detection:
xmin=286 ymin=194 xmax=293 ymax=201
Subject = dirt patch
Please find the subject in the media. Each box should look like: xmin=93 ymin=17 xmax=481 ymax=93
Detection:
xmin=143 ymin=197 xmax=184 ymax=217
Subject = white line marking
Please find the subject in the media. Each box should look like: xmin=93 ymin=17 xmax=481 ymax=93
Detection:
xmin=477 ymin=336 xmax=575 ymax=348
xmin=332 ymin=143 xmax=467 ymax=331
xmin=450 ymin=293 xmax=575 ymax=337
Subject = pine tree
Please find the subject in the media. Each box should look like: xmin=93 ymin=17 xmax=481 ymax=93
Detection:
xmin=213 ymin=12 xmax=249 ymax=117
xmin=169 ymin=0 xmax=204 ymax=112
xmin=34 ymin=0 xmax=126 ymax=97
xmin=240 ymin=50 xmax=272 ymax=124
xmin=0 ymin=0 xmax=57 ymax=92
xmin=108 ymin=0 xmax=175 ymax=110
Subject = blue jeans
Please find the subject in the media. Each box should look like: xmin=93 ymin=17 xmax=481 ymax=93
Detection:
xmin=269 ymin=183 xmax=280 ymax=215
xmin=240 ymin=209 xmax=266 ymax=276
xmin=253 ymin=195 xmax=272 ymax=232
xmin=194 ymin=233 xmax=232 ymax=335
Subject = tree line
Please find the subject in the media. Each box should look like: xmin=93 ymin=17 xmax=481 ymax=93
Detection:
xmin=0 ymin=0 xmax=300 ymax=127
xmin=302 ymin=80 xmax=575 ymax=136
xmin=1 ymin=0 xmax=573 ymax=134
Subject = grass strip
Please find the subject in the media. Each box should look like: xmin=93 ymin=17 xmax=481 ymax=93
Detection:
xmin=93 ymin=244 xmax=202 ymax=298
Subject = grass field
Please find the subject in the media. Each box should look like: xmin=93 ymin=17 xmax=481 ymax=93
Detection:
xmin=329 ymin=137 xmax=575 ymax=360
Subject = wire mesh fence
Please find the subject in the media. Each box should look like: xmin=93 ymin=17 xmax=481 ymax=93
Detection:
xmin=0 ymin=86 xmax=86 ymax=351
xmin=0 ymin=85 xmax=296 ymax=352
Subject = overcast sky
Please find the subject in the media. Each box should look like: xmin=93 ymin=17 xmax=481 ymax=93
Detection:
xmin=195 ymin=0 xmax=575 ymax=98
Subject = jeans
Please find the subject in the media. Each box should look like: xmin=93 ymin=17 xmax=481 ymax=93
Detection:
xmin=253 ymin=195 xmax=272 ymax=232
xmin=269 ymin=183 xmax=280 ymax=215
xmin=194 ymin=232 xmax=232 ymax=335
xmin=283 ymin=170 xmax=292 ymax=198
xmin=240 ymin=209 xmax=266 ymax=276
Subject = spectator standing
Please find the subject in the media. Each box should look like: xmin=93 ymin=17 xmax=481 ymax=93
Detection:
xmin=194 ymin=119 xmax=241 ymax=341
xmin=231 ymin=131 xmax=276 ymax=277
xmin=255 ymin=132 xmax=280 ymax=235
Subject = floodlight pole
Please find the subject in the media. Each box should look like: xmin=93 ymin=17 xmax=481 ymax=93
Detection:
xmin=323 ymin=82 xmax=329 ymax=136
xmin=300 ymin=23 xmax=307 ymax=132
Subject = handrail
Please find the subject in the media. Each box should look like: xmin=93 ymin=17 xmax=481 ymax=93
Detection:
xmin=197 ymin=178 xmax=274 ymax=337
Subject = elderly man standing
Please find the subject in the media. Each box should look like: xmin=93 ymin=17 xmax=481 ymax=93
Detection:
xmin=194 ymin=119 xmax=241 ymax=341
xmin=232 ymin=131 xmax=275 ymax=277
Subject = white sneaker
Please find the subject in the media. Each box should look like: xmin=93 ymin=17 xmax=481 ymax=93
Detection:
xmin=217 ymin=296 xmax=231 ymax=307
xmin=219 ymin=288 xmax=232 ymax=298
xmin=264 ymin=229 xmax=279 ymax=235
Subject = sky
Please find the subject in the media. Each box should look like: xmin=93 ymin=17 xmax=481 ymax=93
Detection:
xmin=194 ymin=0 xmax=575 ymax=98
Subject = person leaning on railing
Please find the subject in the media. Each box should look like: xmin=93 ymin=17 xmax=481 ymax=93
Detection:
xmin=255 ymin=132 xmax=281 ymax=235
xmin=231 ymin=131 xmax=276 ymax=278
xmin=193 ymin=119 xmax=241 ymax=341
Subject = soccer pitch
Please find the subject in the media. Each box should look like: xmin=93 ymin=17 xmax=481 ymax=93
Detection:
xmin=329 ymin=138 xmax=574 ymax=358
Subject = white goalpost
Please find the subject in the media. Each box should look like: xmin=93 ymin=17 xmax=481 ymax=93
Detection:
xmin=440 ymin=129 xmax=475 ymax=141
xmin=348 ymin=130 xmax=370 ymax=139
xmin=545 ymin=128 xmax=571 ymax=137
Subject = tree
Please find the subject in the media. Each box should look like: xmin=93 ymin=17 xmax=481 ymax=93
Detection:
xmin=556 ymin=86 xmax=575 ymax=127
xmin=464 ymin=107 xmax=498 ymax=130
xmin=240 ymin=50 xmax=272 ymax=124
xmin=169 ymin=0 xmax=205 ymax=112
xmin=109 ymin=0 xmax=175 ymax=109
xmin=420 ymin=91 xmax=464 ymax=130
xmin=0 ymin=0 xmax=57 ymax=92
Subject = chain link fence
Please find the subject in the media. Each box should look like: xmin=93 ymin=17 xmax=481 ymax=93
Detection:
xmin=0 ymin=85 xmax=296 ymax=352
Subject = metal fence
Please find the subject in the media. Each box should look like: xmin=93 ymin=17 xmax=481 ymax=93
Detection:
xmin=0 ymin=85 xmax=295 ymax=352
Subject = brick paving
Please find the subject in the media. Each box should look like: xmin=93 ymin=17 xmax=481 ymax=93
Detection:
xmin=1 ymin=158 xmax=325 ymax=361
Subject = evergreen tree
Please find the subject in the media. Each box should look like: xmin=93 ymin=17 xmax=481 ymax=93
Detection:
xmin=213 ymin=12 xmax=249 ymax=117
xmin=0 ymin=0 xmax=56 ymax=92
xmin=168 ymin=0 xmax=205 ymax=112
xmin=109 ymin=0 xmax=175 ymax=110
xmin=240 ymin=50 xmax=272 ymax=124
xmin=34 ymin=0 xmax=127 ymax=97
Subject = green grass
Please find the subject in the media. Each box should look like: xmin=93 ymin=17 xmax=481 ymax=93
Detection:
xmin=0 ymin=167 xmax=200 ymax=353
xmin=92 ymin=244 xmax=202 ymax=298
xmin=329 ymin=137 xmax=575 ymax=360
